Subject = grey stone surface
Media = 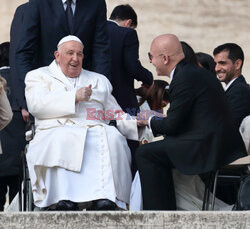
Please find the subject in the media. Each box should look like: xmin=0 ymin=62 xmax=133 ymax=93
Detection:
xmin=1 ymin=211 xmax=250 ymax=229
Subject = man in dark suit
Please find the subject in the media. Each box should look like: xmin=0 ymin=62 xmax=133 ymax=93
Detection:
xmin=108 ymin=5 xmax=153 ymax=114
xmin=213 ymin=43 xmax=250 ymax=204
xmin=213 ymin=43 xmax=250 ymax=129
xmin=136 ymin=34 xmax=247 ymax=210
xmin=15 ymin=0 xmax=111 ymax=120
xmin=0 ymin=42 xmax=27 ymax=211
xmin=9 ymin=3 xmax=30 ymax=122
xmin=107 ymin=5 xmax=153 ymax=177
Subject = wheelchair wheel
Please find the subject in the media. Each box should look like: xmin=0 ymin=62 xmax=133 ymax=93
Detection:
xmin=21 ymin=145 xmax=34 ymax=211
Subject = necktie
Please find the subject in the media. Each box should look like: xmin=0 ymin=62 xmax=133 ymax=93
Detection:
xmin=66 ymin=0 xmax=73 ymax=34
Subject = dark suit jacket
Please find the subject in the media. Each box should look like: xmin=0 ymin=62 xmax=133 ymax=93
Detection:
xmin=0 ymin=68 xmax=27 ymax=176
xmin=16 ymin=0 xmax=111 ymax=109
xmin=150 ymin=60 xmax=247 ymax=175
xmin=107 ymin=21 xmax=153 ymax=115
xmin=225 ymin=75 xmax=250 ymax=129
xmin=9 ymin=3 xmax=29 ymax=110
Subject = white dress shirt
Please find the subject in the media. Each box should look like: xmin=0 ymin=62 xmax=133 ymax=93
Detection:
xmin=62 ymin=0 xmax=76 ymax=14
xmin=224 ymin=76 xmax=239 ymax=91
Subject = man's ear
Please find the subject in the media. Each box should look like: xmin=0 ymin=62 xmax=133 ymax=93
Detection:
xmin=54 ymin=51 xmax=59 ymax=62
xmin=235 ymin=59 xmax=242 ymax=70
xmin=163 ymin=54 xmax=169 ymax=65
xmin=124 ymin=19 xmax=132 ymax=28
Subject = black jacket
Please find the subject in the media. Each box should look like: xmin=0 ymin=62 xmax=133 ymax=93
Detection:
xmin=150 ymin=61 xmax=247 ymax=174
xmin=225 ymin=75 xmax=250 ymax=129
xmin=107 ymin=21 xmax=153 ymax=115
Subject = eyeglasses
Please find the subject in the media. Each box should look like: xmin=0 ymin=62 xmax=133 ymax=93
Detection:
xmin=148 ymin=52 xmax=164 ymax=61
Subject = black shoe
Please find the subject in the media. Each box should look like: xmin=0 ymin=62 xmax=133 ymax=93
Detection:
xmin=87 ymin=199 xmax=119 ymax=211
xmin=55 ymin=200 xmax=79 ymax=211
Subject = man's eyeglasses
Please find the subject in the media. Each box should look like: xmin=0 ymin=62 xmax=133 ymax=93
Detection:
xmin=148 ymin=52 xmax=164 ymax=61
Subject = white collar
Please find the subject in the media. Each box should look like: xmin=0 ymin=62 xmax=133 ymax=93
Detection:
xmin=224 ymin=76 xmax=239 ymax=91
xmin=62 ymin=0 xmax=76 ymax=4
xmin=0 ymin=66 xmax=10 ymax=70
xmin=170 ymin=66 xmax=176 ymax=82
xmin=108 ymin=19 xmax=120 ymax=26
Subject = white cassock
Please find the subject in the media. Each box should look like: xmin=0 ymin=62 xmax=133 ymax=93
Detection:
xmin=25 ymin=60 xmax=140 ymax=208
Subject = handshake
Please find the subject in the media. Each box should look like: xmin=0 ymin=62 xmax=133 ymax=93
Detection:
xmin=136 ymin=110 xmax=166 ymax=127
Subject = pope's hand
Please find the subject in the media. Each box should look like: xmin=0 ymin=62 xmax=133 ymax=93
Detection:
xmin=75 ymin=84 xmax=92 ymax=103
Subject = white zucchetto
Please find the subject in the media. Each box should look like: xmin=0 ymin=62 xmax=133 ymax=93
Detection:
xmin=57 ymin=35 xmax=84 ymax=48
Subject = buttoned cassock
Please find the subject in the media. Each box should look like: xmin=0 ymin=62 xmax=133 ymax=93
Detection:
xmin=25 ymin=60 xmax=139 ymax=208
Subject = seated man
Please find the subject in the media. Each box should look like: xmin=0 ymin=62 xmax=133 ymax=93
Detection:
xmin=135 ymin=34 xmax=247 ymax=210
xmin=25 ymin=35 xmax=139 ymax=210
xmin=213 ymin=43 xmax=250 ymax=129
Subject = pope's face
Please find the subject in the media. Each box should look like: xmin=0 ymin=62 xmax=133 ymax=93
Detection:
xmin=55 ymin=41 xmax=84 ymax=78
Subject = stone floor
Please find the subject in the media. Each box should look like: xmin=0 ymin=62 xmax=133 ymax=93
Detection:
xmin=1 ymin=211 xmax=250 ymax=229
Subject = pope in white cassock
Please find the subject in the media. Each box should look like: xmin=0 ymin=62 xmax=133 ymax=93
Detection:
xmin=25 ymin=35 xmax=140 ymax=210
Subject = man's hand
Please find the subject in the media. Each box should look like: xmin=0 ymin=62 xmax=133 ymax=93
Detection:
xmin=136 ymin=111 xmax=149 ymax=127
xmin=75 ymin=84 xmax=92 ymax=103
xmin=21 ymin=108 xmax=30 ymax=122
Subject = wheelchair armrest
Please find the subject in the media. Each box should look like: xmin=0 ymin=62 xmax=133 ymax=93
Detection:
xmin=109 ymin=120 xmax=117 ymax=127
xmin=25 ymin=122 xmax=35 ymax=141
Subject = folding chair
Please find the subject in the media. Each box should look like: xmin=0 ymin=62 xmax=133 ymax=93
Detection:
xmin=202 ymin=155 xmax=250 ymax=210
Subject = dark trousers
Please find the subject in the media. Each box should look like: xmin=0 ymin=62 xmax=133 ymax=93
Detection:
xmin=135 ymin=140 xmax=176 ymax=210
xmin=127 ymin=139 xmax=139 ymax=179
xmin=0 ymin=176 xmax=19 ymax=211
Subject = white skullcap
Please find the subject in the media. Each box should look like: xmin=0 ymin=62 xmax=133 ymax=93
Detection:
xmin=57 ymin=35 xmax=84 ymax=48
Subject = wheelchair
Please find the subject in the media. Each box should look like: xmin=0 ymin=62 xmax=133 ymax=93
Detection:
xmin=17 ymin=120 xmax=118 ymax=211
xmin=19 ymin=122 xmax=35 ymax=211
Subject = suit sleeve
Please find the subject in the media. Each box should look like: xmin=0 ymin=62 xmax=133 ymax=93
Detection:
xmin=150 ymin=75 xmax=195 ymax=136
xmin=9 ymin=4 xmax=28 ymax=110
xmin=15 ymin=0 xmax=39 ymax=109
xmin=102 ymin=78 xmax=139 ymax=140
xmin=226 ymin=86 xmax=250 ymax=128
xmin=123 ymin=29 xmax=153 ymax=86
xmin=91 ymin=0 xmax=111 ymax=79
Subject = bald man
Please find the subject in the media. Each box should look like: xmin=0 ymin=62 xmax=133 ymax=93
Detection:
xmin=136 ymin=34 xmax=247 ymax=210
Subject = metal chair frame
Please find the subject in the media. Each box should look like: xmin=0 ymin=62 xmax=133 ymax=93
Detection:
xmin=202 ymin=156 xmax=250 ymax=211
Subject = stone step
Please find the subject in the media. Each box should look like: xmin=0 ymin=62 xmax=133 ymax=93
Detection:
xmin=0 ymin=211 xmax=250 ymax=229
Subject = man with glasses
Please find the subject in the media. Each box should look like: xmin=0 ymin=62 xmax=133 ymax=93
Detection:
xmin=136 ymin=34 xmax=247 ymax=210
xmin=107 ymin=4 xmax=153 ymax=177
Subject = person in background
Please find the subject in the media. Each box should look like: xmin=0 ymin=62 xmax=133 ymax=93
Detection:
xmin=196 ymin=52 xmax=216 ymax=76
xmin=0 ymin=76 xmax=12 ymax=133
xmin=180 ymin=41 xmax=198 ymax=65
xmin=213 ymin=43 xmax=250 ymax=205
xmin=107 ymin=4 xmax=153 ymax=177
xmin=213 ymin=43 xmax=250 ymax=129
xmin=0 ymin=42 xmax=27 ymax=211
xmin=136 ymin=80 xmax=169 ymax=115
xmin=0 ymin=74 xmax=13 ymax=211
xmin=9 ymin=3 xmax=29 ymax=122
